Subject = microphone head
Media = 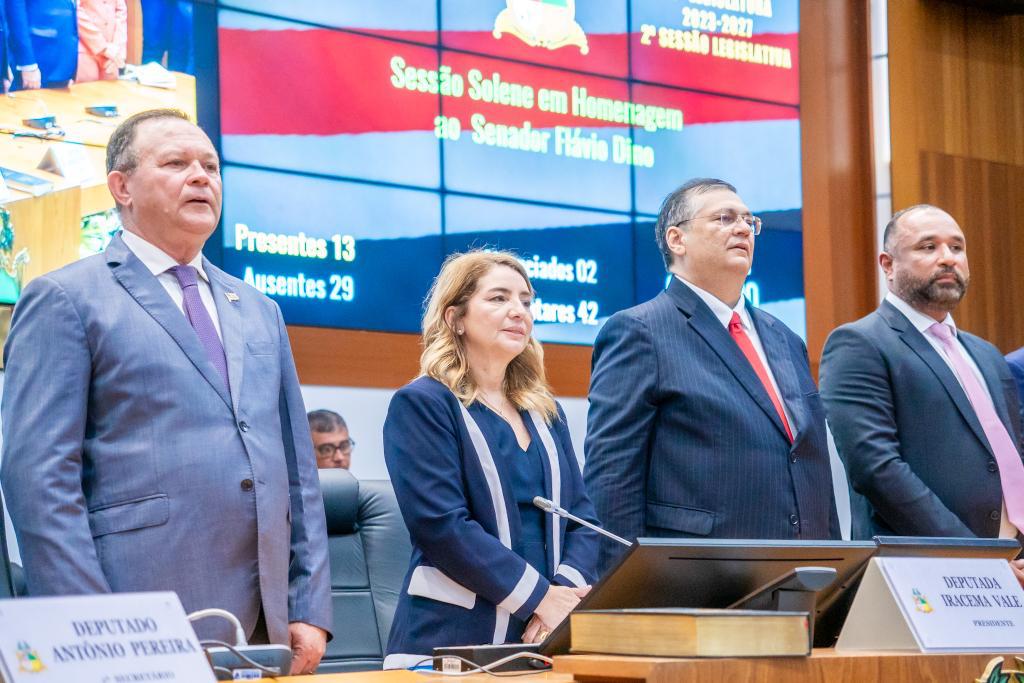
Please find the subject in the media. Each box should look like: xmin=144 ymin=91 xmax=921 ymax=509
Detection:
xmin=533 ymin=496 xmax=556 ymax=513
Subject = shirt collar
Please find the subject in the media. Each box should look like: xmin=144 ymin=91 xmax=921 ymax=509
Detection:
xmin=676 ymin=275 xmax=751 ymax=330
xmin=120 ymin=229 xmax=210 ymax=283
xmin=884 ymin=291 xmax=957 ymax=338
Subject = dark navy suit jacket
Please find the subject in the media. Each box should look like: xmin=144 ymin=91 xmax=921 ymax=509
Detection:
xmin=820 ymin=300 xmax=1024 ymax=540
xmin=584 ymin=278 xmax=839 ymax=575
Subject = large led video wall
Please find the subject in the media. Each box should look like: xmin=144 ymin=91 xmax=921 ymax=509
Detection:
xmin=215 ymin=0 xmax=803 ymax=343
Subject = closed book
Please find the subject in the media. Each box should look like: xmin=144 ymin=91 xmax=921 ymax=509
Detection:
xmin=0 ymin=167 xmax=54 ymax=197
xmin=570 ymin=608 xmax=811 ymax=658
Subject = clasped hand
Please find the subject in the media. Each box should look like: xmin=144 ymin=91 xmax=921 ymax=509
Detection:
xmin=522 ymin=584 xmax=591 ymax=644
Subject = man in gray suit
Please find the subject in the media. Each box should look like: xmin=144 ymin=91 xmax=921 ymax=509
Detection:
xmin=820 ymin=204 xmax=1024 ymax=583
xmin=0 ymin=109 xmax=332 ymax=673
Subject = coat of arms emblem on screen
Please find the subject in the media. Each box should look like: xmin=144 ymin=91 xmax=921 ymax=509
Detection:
xmin=493 ymin=0 xmax=589 ymax=54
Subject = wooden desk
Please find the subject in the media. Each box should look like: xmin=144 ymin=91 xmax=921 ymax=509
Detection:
xmin=552 ymin=650 xmax=1024 ymax=682
xmin=273 ymin=651 xmax=1022 ymax=682
xmin=277 ymin=670 xmax=572 ymax=682
xmin=0 ymin=76 xmax=195 ymax=286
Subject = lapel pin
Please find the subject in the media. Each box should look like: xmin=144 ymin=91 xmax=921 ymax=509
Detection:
xmin=225 ymin=292 xmax=239 ymax=303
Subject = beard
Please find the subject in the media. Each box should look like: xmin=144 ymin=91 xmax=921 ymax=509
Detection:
xmin=894 ymin=267 xmax=968 ymax=313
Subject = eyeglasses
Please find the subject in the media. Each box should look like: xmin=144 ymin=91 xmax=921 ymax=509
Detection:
xmin=316 ymin=440 xmax=356 ymax=458
xmin=678 ymin=211 xmax=762 ymax=235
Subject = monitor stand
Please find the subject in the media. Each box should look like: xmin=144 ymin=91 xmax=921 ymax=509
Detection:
xmin=728 ymin=566 xmax=838 ymax=643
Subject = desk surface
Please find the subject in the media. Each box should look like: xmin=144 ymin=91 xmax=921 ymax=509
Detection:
xmin=1 ymin=75 xmax=195 ymax=212
xmin=279 ymin=671 xmax=572 ymax=682
xmin=285 ymin=651 xmax=1024 ymax=682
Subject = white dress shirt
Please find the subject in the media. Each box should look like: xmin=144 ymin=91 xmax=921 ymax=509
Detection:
xmin=676 ymin=276 xmax=795 ymax=432
xmin=885 ymin=291 xmax=1017 ymax=538
xmin=120 ymin=229 xmax=224 ymax=341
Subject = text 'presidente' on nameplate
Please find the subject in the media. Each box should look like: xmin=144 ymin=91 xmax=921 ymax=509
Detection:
xmin=0 ymin=591 xmax=215 ymax=683
xmin=838 ymin=557 xmax=1024 ymax=653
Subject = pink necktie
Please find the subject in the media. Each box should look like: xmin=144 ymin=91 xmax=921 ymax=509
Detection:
xmin=928 ymin=322 xmax=1024 ymax=530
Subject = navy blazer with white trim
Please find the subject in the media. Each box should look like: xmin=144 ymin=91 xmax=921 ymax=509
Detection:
xmin=383 ymin=377 xmax=599 ymax=663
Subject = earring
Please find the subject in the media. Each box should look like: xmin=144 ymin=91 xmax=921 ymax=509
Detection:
xmin=457 ymin=328 xmax=464 ymax=335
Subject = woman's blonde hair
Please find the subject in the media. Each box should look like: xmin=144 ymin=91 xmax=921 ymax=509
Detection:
xmin=420 ymin=250 xmax=558 ymax=423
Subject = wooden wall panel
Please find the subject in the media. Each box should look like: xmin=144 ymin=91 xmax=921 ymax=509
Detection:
xmin=799 ymin=0 xmax=877 ymax=376
xmin=889 ymin=1 xmax=1024 ymax=353
xmin=290 ymin=325 xmax=591 ymax=396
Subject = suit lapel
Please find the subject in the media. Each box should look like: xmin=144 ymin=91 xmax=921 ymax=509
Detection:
xmin=667 ymin=279 xmax=790 ymax=441
xmin=105 ymin=235 xmax=233 ymax=411
xmin=879 ymin=301 xmax=991 ymax=454
xmin=750 ymin=309 xmax=807 ymax=441
xmin=207 ymin=263 xmax=244 ymax=414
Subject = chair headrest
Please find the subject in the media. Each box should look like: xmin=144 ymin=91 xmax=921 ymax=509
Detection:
xmin=318 ymin=468 xmax=360 ymax=534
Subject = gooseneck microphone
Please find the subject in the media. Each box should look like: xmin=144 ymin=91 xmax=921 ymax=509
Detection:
xmin=533 ymin=496 xmax=632 ymax=547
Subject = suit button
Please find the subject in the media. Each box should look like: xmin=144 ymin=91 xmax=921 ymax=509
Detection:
xmin=241 ymin=479 xmax=254 ymax=492
xmin=239 ymin=421 xmax=250 ymax=432
xmin=988 ymin=461 xmax=998 ymax=472
xmin=790 ymin=454 xmax=797 ymax=463
xmin=990 ymin=510 xmax=1000 ymax=521
xmin=789 ymin=514 xmax=799 ymax=525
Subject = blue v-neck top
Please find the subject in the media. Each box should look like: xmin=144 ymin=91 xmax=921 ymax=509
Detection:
xmin=469 ymin=405 xmax=549 ymax=576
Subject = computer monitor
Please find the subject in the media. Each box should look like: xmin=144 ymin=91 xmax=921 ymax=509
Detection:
xmin=540 ymin=538 xmax=877 ymax=654
xmin=873 ymin=536 xmax=1021 ymax=559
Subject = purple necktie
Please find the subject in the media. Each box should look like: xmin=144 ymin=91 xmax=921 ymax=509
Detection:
xmin=928 ymin=322 xmax=1024 ymax=530
xmin=169 ymin=265 xmax=230 ymax=391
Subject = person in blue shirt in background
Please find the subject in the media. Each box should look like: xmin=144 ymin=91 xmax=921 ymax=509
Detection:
xmin=1 ymin=1 xmax=9 ymax=92
xmin=5 ymin=0 xmax=77 ymax=89
xmin=382 ymin=250 xmax=599 ymax=669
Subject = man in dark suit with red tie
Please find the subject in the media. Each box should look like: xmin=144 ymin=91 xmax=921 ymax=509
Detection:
xmin=585 ymin=178 xmax=840 ymax=574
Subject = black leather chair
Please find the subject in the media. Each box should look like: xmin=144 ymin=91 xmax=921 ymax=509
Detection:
xmin=316 ymin=469 xmax=411 ymax=673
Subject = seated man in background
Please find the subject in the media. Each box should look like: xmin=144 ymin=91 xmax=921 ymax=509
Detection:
xmin=308 ymin=409 xmax=355 ymax=470
xmin=585 ymin=178 xmax=839 ymax=575
xmin=820 ymin=204 xmax=1024 ymax=584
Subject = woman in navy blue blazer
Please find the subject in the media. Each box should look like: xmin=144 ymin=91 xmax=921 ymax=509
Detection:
xmin=383 ymin=250 xmax=600 ymax=669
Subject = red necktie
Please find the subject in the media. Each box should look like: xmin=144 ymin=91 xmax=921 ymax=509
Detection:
xmin=728 ymin=312 xmax=794 ymax=443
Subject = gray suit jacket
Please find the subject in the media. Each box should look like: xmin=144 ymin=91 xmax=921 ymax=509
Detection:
xmin=820 ymin=300 xmax=1024 ymax=540
xmin=0 ymin=234 xmax=332 ymax=644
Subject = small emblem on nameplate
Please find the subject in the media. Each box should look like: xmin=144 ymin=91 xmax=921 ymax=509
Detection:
xmin=15 ymin=641 xmax=45 ymax=673
xmin=911 ymin=588 xmax=933 ymax=614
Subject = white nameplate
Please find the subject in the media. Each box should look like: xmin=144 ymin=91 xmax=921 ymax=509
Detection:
xmin=0 ymin=174 xmax=10 ymax=203
xmin=37 ymin=143 xmax=95 ymax=185
xmin=837 ymin=557 xmax=1024 ymax=653
xmin=0 ymin=591 xmax=215 ymax=682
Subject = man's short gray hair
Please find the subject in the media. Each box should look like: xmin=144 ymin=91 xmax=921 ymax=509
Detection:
xmin=654 ymin=178 xmax=737 ymax=268
xmin=105 ymin=108 xmax=192 ymax=175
